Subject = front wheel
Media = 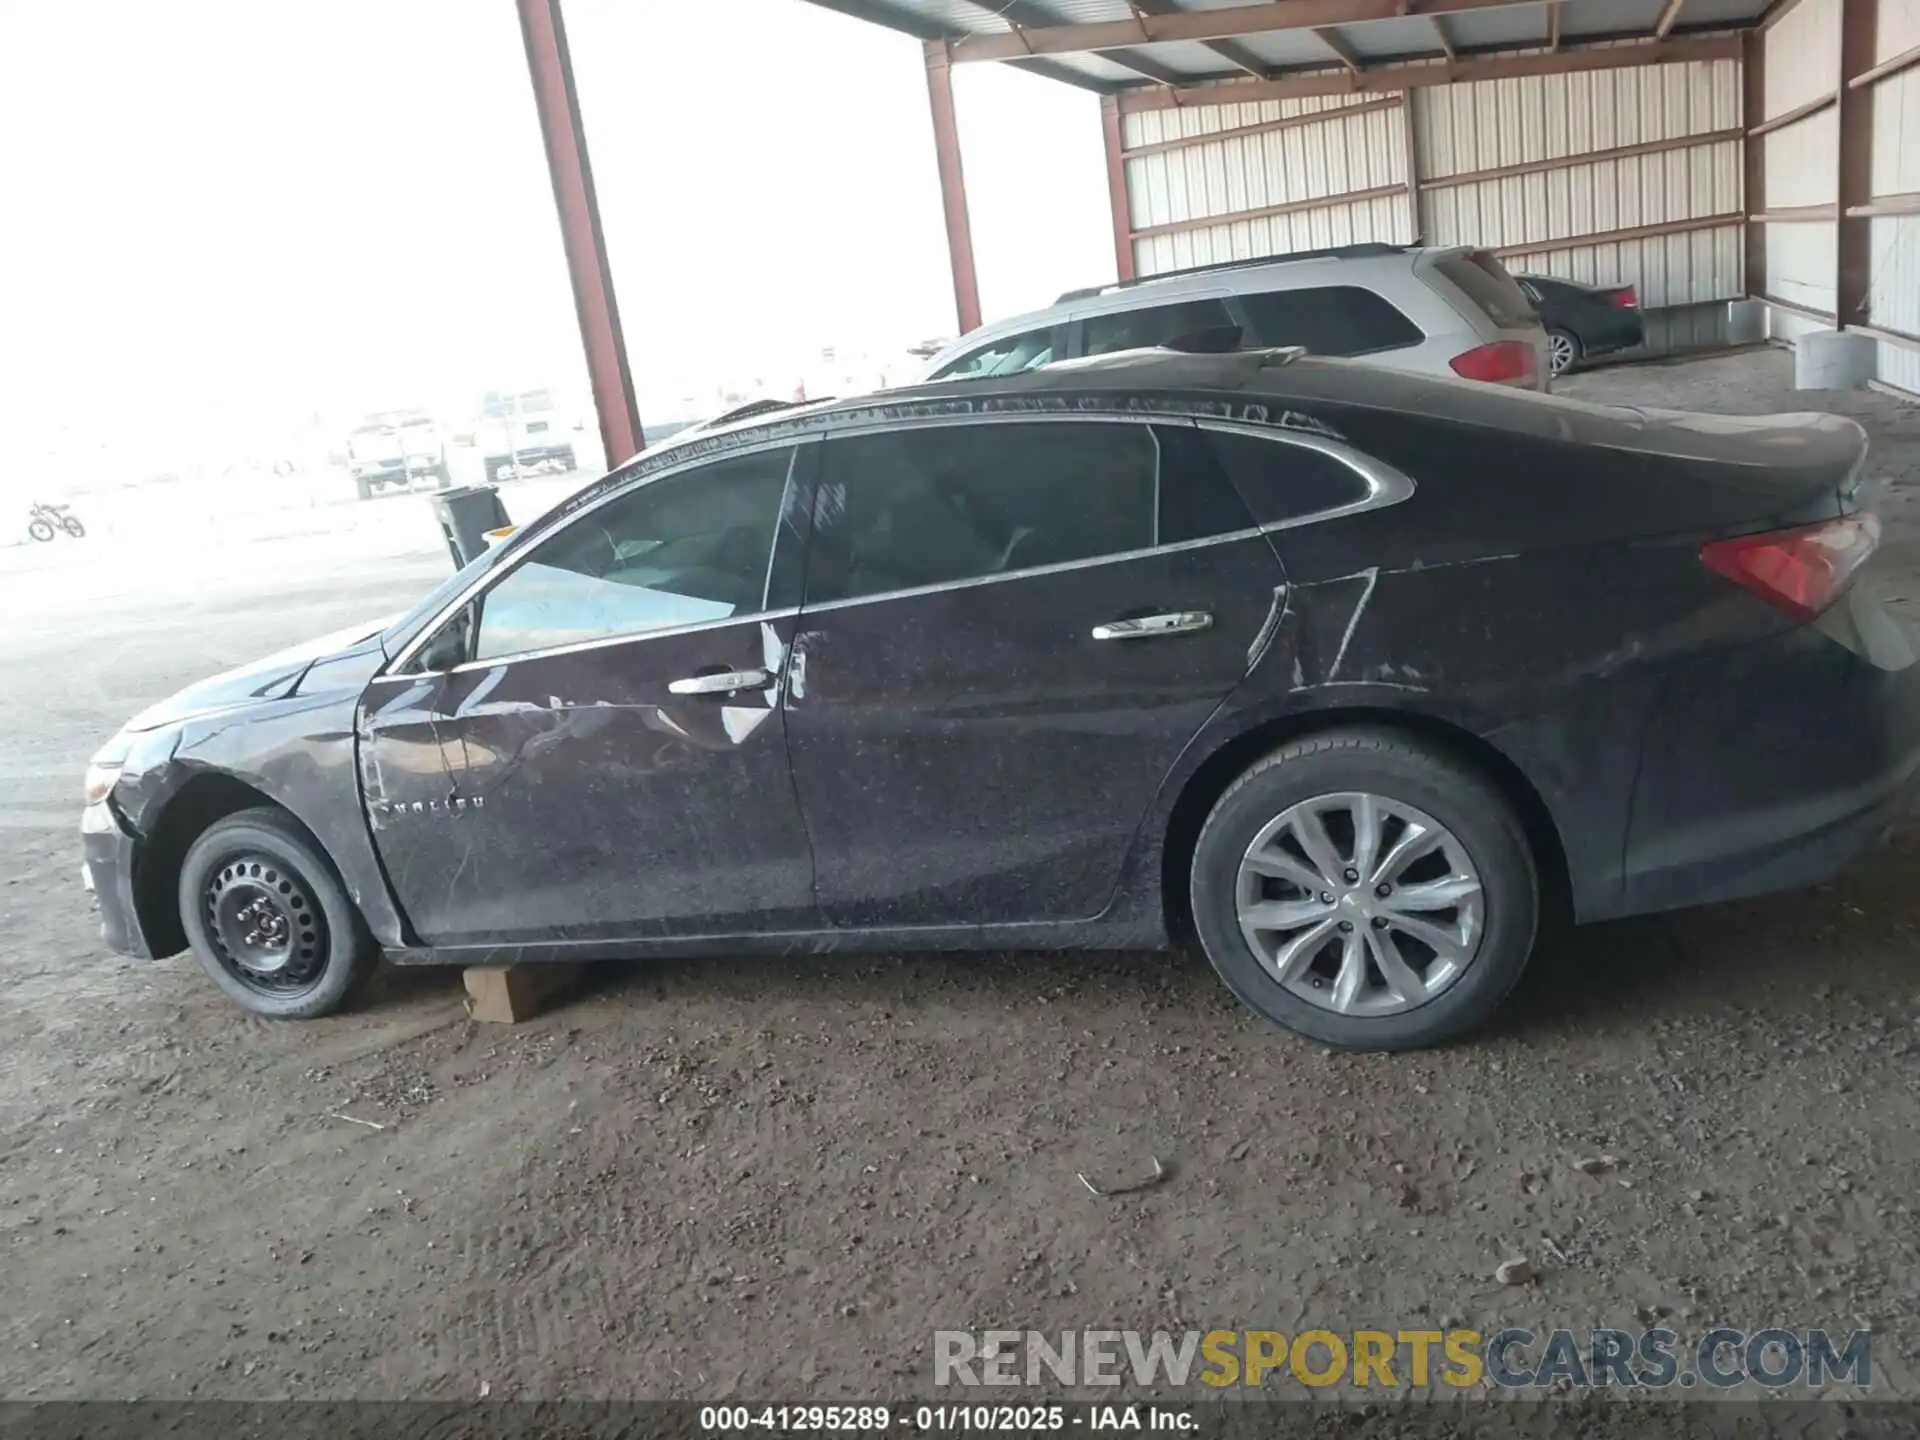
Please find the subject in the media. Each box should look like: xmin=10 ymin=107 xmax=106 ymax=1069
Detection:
xmin=28 ymin=519 xmax=55 ymax=542
xmin=178 ymin=807 xmax=377 ymax=1018
xmin=60 ymin=516 xmax=85 ymax=538
xmin=1189 ymin=730 xmax=1539 ymax=1051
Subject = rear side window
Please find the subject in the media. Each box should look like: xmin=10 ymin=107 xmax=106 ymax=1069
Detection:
xmin=1201 ymin=429 xmax=1373 ymax=524
xmin=1082 ymin=298 xmax=1234 ymax=357
xmin=930 ymin=328 xmax=1055 ymax=381
xmin=810 ymin=423 xmax=1158 ymax=604
xmin=1236 ymin=286 xmax=1422 ymax=356
xmin=1432 ymin=251 xmax=1537 ymax=328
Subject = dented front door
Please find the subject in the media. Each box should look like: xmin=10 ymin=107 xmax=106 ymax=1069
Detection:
xmin=357 ymin=616 xmax=811 ymax=947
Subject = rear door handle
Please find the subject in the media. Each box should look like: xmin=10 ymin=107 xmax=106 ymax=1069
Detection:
xmin=1091 ymin=610 xmax=1213 ymax=641
xmin=668 ymin=668 xmax=770 ymax=696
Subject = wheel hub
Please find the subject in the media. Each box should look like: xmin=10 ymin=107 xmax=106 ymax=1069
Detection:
xmin=204 ymin=855 xmax=327 ymax=992
xmin=1234 ymin=791 xmax=1485 ymax=1017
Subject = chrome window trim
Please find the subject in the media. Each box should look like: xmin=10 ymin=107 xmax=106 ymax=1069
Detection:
xmin=797 ymin=416 xmax=1414 ymax=616
xmin=1193 ymin=420 xmax=1418 ymax=532
xmin=379 ymin=437 xmax=806 ymax=680
xmin=377 ymin=411 xmax=1415 ymax=673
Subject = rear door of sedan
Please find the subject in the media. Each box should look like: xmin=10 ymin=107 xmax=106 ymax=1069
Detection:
xmin=784 ymin=414 xmax=1287 ymax=929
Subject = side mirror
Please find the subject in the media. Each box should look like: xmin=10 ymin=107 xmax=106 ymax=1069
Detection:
xmin=413 ymin=605 xmax=474 ymax=673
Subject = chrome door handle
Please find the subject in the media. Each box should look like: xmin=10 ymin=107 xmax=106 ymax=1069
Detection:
xmin=1091 ymin=610 xmax=1213 ymax=641
xmin=668 ymin=668 xmax=770 ymax=696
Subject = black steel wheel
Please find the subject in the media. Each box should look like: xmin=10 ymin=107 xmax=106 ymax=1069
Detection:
xmin=179 ymin=807 xmax=376 ymax=1018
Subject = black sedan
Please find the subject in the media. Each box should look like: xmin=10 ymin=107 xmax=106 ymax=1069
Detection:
xmin=1519 ymin=274 xmax=1646 ymax=375
xmin=81 ymin=350 xmax=1915 ymax=1050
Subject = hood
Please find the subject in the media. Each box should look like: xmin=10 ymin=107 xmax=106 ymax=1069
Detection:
xmin=125 ymin=614 xmax=400 ymax=732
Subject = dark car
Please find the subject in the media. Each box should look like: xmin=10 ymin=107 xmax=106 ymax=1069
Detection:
xmin=1519 ymin=274 xmax=1645 ymax=375
xmin=80 ymin=350 xmax=1915 ymax=1051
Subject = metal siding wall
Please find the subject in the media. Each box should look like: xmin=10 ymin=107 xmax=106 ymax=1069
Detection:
xmin=1765 ymin=0 xmax=1841 ymax=112
xmin=1123 ymin=95 xmax=1416 ymax=275
xmin=1415 ymin=56 xmax=1742 ymax=351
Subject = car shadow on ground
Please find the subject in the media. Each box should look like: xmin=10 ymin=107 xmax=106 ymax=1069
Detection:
xmin=349 ymin=832 xmax=1916 ymax=1047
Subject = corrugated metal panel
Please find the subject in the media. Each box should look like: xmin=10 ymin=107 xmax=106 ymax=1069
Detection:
xmin=1881 ymin=1 xmax=1920 ymax=63
xmin=1764 ymin=0 xmax=1839 ymax=115
xmin=1868 ymin=217 xmax=1920 ymax=393
xmin=1134 ymin=195 xmax=1409 ymax=275
xmin=1415 ymin=57 xmax=1742 ymax=308
xmin=1871 ymin=67 xmax=1920 ymax=198
xmin=1765 ymin=222 xmax=1837 ymax=314
xmin=1764 ymin=105 xmax=1837 ymax=207
xmin=1126 ymin=96 xmax=1413 ymax=273
xmin=1121 ymin=91 xmax=1375 ymax=150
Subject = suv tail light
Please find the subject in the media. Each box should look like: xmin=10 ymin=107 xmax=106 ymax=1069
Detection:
xmin=1449 ymin=341 xmax=1539 ymax=385
xmin=1605 ymin=286 xmax=1639 ymax=309
xmin=1700 ymin=513 xmax=1881 ymax=622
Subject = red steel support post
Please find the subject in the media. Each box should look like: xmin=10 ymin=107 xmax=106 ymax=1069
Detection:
xmin=1100 ymin=96 xmax=1138 ymax=282
xmin=1836 ymin=0 xmax=1879 ymax=327
xmin=924 ymin=41 xmax=984 ymax=334
xmin=517 ymin=0 xmax=644 ymax=465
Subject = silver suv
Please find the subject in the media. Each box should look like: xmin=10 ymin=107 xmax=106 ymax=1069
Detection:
xmin=918 ymin=243 xmax=1550 ymax=391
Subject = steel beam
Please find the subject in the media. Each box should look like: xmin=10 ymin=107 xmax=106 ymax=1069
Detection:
xmin=1836 ymin=0 xmax=1878 ymax=328
xmin=949 ymin=0 xmax=1543 ymax=63
xmin=1116 ymin=33 xmax=1743 ymax=113
xmin=516 ymin=0 xmax=643 ymax=465
xmin=1744 ymin=28 xmax=1766 ymax=297
xmin=1099 ymin=96 xmax=1137 ymax=282
xmin=924 ymin=42 xmax=983 ymax=334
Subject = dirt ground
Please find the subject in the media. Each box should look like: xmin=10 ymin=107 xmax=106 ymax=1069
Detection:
xmin=4 ymin=351 xmax=1920 ymax=1404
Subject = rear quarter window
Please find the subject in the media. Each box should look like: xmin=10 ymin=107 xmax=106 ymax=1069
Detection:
xmin=1235 ymin=286 xmax=1423 ymax=356
xmin=1195 ymin=429 xmax=1375 ymax=525
xmin=1082 ymin=297 xmax=1234 ymax=356
xmin=1431 ymin=251 xmax=1537 ymax=329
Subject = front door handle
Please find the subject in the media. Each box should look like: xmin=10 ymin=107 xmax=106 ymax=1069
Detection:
xmin=1091 ymin=610 xmax=1213 ymax=641
xmin=668 ymin=668 xmax=770 ymax=696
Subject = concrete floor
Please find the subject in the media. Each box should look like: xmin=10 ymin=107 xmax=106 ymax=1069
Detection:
xmin=2 ymin=349 xmax=1918 ymax=1402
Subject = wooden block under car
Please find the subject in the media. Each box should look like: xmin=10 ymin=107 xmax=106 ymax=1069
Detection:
xmin=462 ymin=964 xmax=582 ymax=1023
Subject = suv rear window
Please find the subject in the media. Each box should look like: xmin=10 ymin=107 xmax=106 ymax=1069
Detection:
xmin=1432 ymin=251 xmax=1536 ymax=329
xmin=1237 ymin=286 xmax=1422 ymax=356
xmin=1082 ymin=298 xmax=1234 ymax=357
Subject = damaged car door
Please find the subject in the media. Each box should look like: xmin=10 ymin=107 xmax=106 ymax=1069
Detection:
xmin=357 ymin=443 xmax=816 ymax=947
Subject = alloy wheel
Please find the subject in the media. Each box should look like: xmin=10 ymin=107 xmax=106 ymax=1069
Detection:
xmin=1234 ymin=791 xmax=1485 ymax=1016
xmin=1547 ymin=331 xmax=1577 ymax=375
xmin=202 ymin=853 xmax=330 ymax=996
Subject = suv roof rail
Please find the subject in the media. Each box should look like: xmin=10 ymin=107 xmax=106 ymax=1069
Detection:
xmin=1054 ymin=243 xmax=1409 ymax=303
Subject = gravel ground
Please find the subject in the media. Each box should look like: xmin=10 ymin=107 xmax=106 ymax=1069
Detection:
xmin=3 ymin=350 xmax=1919 ymax=1404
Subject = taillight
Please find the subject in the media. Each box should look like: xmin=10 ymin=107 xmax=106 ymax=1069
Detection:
xmin=1606 ymin=286 xmax=1639 ymax=309
xmin=1449 ymin=340 xmax=1538 ymax=385
xmin=1699 ymin=513 xmax=1881 ymax=622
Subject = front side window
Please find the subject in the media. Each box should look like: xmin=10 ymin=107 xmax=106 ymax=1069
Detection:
xmin=809 ymin=423 xmax=1159 ymax=605
xmin=1237 ymin=286 xmax=1424 ymax=356
xmin=1082 ymin=297 xmax=1234 ymax=357
xmin=930 ymin=329 xmax=1055 ymax=381
xmin=470 ymin=446 xmax=795 ymax=662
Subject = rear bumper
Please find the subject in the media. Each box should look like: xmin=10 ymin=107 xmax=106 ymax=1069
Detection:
xmin=1611 ymin=581 xmax=1920 ymax=918
xmin=82 ymin=801 xmax=154 ymax=959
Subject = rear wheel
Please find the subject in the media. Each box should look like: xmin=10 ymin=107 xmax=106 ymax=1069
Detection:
xmin=178 ymin=807 xmax=377 ymax=1018
xmin=1547 ymin=328 xmax=1581 ymax=376
xmin=60 ymin=515 xmax=86 ymax=538
xmin=1189 ymin=730 xmax=1538 ymax=1050
xmin=28 ymin=519 xmax=55 ymax=542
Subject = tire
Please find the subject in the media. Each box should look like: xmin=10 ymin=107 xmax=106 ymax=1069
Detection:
xmin=61 ymin=516 xmax=85 ymax=538
xmin=1547 ymin=328 xmax=1581 ymax=376
xmin=178 ymin=807 xmax=377 ymax=1019
xmin=1188 ymin=729 xmax=1538 ymax=1051
xmin=558 ymin=447 xmax=576 ymax=471
xmin=28 ymin=519 xmax=55 ymax=543
xmin=355 ymin=477 xmax=373 ymax=501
